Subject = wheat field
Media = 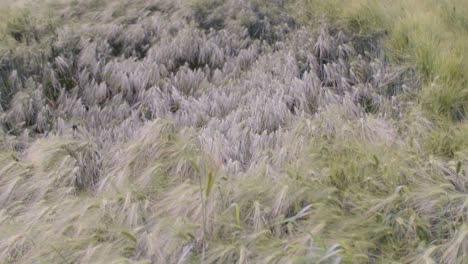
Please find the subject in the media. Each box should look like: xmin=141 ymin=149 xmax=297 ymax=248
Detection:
xmin=0 ymin=0 xmax=467 ymax=263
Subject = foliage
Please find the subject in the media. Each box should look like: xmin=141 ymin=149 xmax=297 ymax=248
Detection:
xmin=0 ymin=0 xmax=467 ymax=263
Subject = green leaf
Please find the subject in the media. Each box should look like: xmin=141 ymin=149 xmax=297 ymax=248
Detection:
xmin=121 ymin=230 xmax=137 ymax=243
xmin=205 ymin=170 xmax=214 ymax=198
xmin=233 ymin=203 xmax=241 ymax=226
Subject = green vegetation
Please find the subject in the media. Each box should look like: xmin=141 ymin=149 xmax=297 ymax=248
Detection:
xmin=296 ymin=0 xmax=468 ymax=121
xmin=0 ymin=0 xmax=467 ymax=263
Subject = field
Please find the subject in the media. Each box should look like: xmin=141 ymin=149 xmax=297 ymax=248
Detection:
xmin=0 ymin=0 xmax=467 ymax=263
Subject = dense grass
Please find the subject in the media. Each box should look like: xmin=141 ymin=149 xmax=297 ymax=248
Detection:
xmin=296 ymin=0 xmax=468 ymax=121
xmin=0 ymin=0 xmax=467 ymax=263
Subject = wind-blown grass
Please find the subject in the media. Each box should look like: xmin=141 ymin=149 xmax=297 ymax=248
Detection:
xmin=0 ymin=0 xmax=467 ymax=263
xmin=296 ymin=0 xmax=468 ymax=121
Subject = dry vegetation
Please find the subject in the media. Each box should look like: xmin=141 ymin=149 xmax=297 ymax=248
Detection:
xmin=0 ymin=0 xmax=467 ymax=263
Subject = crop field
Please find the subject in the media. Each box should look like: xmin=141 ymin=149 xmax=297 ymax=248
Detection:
xmin=0 ymin=0 xmax=467 ymax=263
